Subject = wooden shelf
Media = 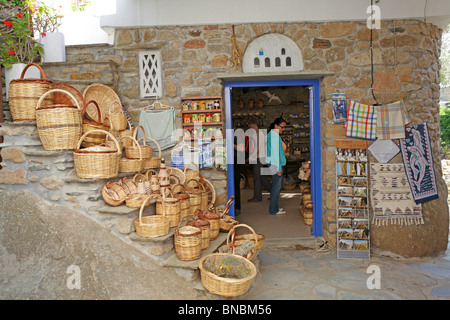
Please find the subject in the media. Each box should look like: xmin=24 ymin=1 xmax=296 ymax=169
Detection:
xmin=182 ymin=122 xmax=223 ymax=127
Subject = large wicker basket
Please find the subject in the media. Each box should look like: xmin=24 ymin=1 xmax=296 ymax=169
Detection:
xmin=174 ymin=225 xmax=202 ymax=261
xmin=186 ymin=215 xmax=211 ymax=250
xmin=73 ymin=130 xmax=121 ymax=179
xmin=9 ymin=63 xmax=53 ymax=122
xmin=134 ymin=195 xmax=169 ymax=238
xmin=36 ymin=88 xmax=82 ymax=150
xmin=81 ymin=100 xmax=110 ymax=147
xmin=198 ymin=253 xmax=257 ymax=297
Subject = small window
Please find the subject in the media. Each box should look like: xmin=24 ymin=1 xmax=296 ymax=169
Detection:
xmin=254 ymin=57 xmax=260 ymax=68
xmin=281 ymin=48 xmax=286 ymax=55
xmin=275 ymin=57 xmax=281 ymax=67
xmin=265 ymin=57 xmax=271 ymax=68
xmin=286 ymin=57 xmax=292 ymax=67
xmin=139 ymin=51 xmax=162 ymax=98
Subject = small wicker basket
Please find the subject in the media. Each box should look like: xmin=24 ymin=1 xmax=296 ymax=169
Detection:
xmin=172 ymin=184 xmax=191 ymax=221
xmin=101 ymin=181 xmax=127 ymax=206
xmin=81 ymin=100 xmax=110 ymax=147
xmin=156 ymin=190 xmax=181 ymax=228
xmin=73 ymin=130 xmax=121 ymax=179
xmin=185 ymin=179 xmax=203 ymax=216
xmin=174 ymin=225 xmax=202 ymax=261
xmin=134 ymin=195 xmax=169 ymax=238
xmin=226 ymin=224 xmax=261 ymax=261
xmin=125 ymin=193 xmax=151 ymax=208
xmin=119 ymin=136 xmax=143 ymax=173
xmin=125 ymin=126 xmax=152 ymax=159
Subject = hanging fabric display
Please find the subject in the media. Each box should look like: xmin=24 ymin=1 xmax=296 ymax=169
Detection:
xmin=170 ymin=143 xmax=185 ymax=170
xmin=215 ymin=139 xmax=227 ymax=170
xmin=332 ymin=93 xmax=347 ymax=124
xmin=183 ymin=145 xmax=200 ymax=167
xmin=368 ymin=139 xmax=400 ymax=164
xmin=376 ymin=100 xmax=411 ymax=140
xmin=345 ymin=100 xmax=377 ymax=140
xmin=370 ymin=163 xmax=423 ymax=225
xmin=137 ymin=105 xmax=176 ymax=150
xmin=199 ymin=139 xmax=213 ymax=169
xmin=399 ymin=122 xmax=439 ymax=204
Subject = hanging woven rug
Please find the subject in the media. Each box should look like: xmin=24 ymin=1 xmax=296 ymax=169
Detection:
xmin=370 ymin=163 xmax=423 ymax=226
xmin=399 ymin=122 xmax=439 ymax=204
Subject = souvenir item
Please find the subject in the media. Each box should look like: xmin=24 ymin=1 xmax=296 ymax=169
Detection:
xmin=213 ymin=113 xmax=221 ymax=122
xmin=159 ymin=158 xmax=170 ymax=197
xmin=205 ymin=113 xmax=212 ymax=123
xmin=345 ymin=100 xmax=377 ymax=140
xmin=182 ymin=102 xmax=190 ymax=111
xmin=376 ymin=100 xmax=410 ymax=140
xmin=183 ymin=114 xmax=191 ymax=124
xmin=332 ymin=92 xmax=347 ymax=124
xmin=199 ymin=101 xmax=206 ymax=110
xmin=198 ymin=113 xmax=206 ymax=123
xmin=191 ymin=114 xmax=199 ymax=123
xmin=191 ymin=101 xmax=198 ymax=110
xmin=214 ymin=100 xmax=220 ymax=109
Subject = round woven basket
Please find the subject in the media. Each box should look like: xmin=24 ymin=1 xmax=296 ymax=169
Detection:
xmin=174 ymin=225 xmax=202 ymax=261
xmin=36 ymin=88 xmax=83 ymax=151
xmin=125 ymin=193 xmax=151 ymax=208
xmin=9 ymin=63 xmax=53 ymax=122
xmin=118 ymin=177 xmax=138 ymax=195
xmin=156 ymin=190 xmax=181 ymax=228
xmin=186 ymin=214 xmax=211 ymax=250
xmin=119 ymin=136 xmax=143 ymax=173
xmin=81 ymin=100 xmax=110 ymax=147
xmin=227 ymin=224 xmax=261 ymax=260
xmin=102 ymin=181 xmax=127 ymax=206
xmin=125 ymin=126 xmax=152 ymax=159
xmin=198 ymin=253 xmax=257 ymax=297
xmin=134 ymin=195 xmax=169 ymax=238
xmin=172 ymin=184 xmax=191 ymax=221
xmin=52 ymin=82 xmax=85 ymax=108
xmin=73 ymin=130 xmax=121 ymax=179
xmin=185 ymin=179 xmax=203 ymax=216
xmin=82 ymin=83 xmax=122 ymax=122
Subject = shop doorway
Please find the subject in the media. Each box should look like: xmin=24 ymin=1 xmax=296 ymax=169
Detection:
xmin=224 ymin=79 xmax=322 ymax=237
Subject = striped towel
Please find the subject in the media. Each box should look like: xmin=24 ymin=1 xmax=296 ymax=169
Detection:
xmin=345 ymin=100 xmax=377 ymax=140
xmin=376 ymin=100 xmax=410 ymax=140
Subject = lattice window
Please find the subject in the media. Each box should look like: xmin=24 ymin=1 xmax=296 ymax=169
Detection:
xmin=139 ymin=51 xmax=162 ymax=98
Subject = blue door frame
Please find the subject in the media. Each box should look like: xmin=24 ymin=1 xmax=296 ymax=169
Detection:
xmin=224 ymin=79 xmax=322 ymax=237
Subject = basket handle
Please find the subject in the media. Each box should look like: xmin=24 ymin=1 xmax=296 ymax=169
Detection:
xmin=137 ymin=195 xmax=155 ymax=226
xmin=184 ymin=178 xmax=200 ymax=191
xmin=120 ymin=136 xmax=142 ymax=160
xmin=82 ymin=100 xmax=102 ymax=124
xmin=220 ymin=196 xmax=235 ymax=217
xmin=139 ymin=136 xmax=161 ymax=158
xmin=37 ymin=88 xmax=81 ymax=111
xmin=133 ymin=173 xmax=147 ymax=183
xmin=133 ymin=125 xmax=147 ymax=145
xmin=183 ymin=161 xmax=199 ymax=175
xmin=20 ymin=63 xmax=46 ymax=80
xmin=151 ymin=193 xmax=166 ymax=217
xmin=171 ymin=183 xmax=187 ymax=195
xmin=76 ymin=129 xmax=121 ymax=154
xmin=226 ymin=223 xmax=259 ymax=254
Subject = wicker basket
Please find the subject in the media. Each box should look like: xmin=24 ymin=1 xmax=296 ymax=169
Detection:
xmin=198 ymin=253 xmax=257 ymax=297
xmin=186 ymin=215 xmax=211 ymax=250
xmin=73 ymin=130 xmax=121 ymax=179
xmin=283 ymin=183 xmax=297 ymax=190
xmin=119 ymin=136 xmax=143 ymax=173
xmin=199 ymin=209 xmax=220 ymax=241
xmin=174 ymin=225 xmax=202 ymax=261
xmin=53 ymin=82 xmax=85 ymax=108
xmin=118 ymin=177 xmax=138 ymax=195
xmin=101 ymin=181 xmax=127 ymax=206
xmin=134 ymin=195 xmax=169 ymax=238
xmin=217 ymin=196 xmax=238 ymax=232
xmin=140 ymin=137 xmax=161 ymax=170
xmin=156 ymin=190 xmax=181 ymax=228
xmin=125 ymin=126 xmax=152 ymax=159
xmin=133 ymin=173 xmax=150 ymax=194
xmin=302 ymin=202 xmax=313 ymax=225
xmin=9 ymin=63 xmax=53 ymax=122
xmin=118 ymin=121 xmax=133 ymax=147
xmin=185 ymin=179 xmax=203 ymax=216
xmin=81 ymin=100 xmax=110 ymax=147
xmin=83 ymin=83 xmax=122 ymax=123
xmin=126 ymin=193 xmax=151 ymax=208
xmin=184 ymin=162 xmax=199 ymax=181
xmin=107 ymin=111 xmax=127 ymax=131
xmin=172 ymin=184 xmax=191 ymax=221
xmin=36 ymin=88 xmax=82 ymax=150
xmin=227 ymin=224 xmax=261 ymax=260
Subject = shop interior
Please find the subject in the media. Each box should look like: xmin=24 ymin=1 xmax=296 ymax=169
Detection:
xmin=230 ymin=86 xmax=313 ymax=239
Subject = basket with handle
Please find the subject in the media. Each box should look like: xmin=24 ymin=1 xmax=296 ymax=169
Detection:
xmin=186 ymin=212 xmax=211 ymax=250
xmin=107 ymin=111 xmax=127 ymax=131
xmin=125 ymin=125 xmax=153 ymax=159
xmin=186 ymin=177 xmax=208 ymax=210
xmin=81 ymin=100 xmax=110 ymax=147
xmin=198 ymin=253 xmax=257 ymax=297
xmin=36 ymin=88 xmax=83 ymax=150
xmin=198 ymin=208 xmax=220 ymax=241
xmin=134 ymin=194 xmax=169 ymax=238
xmin=101 ymin=181 xmax=127 ymax=206
xmin=9 ymin=63 xmax=53 ymax=122
xmin=73 ymin=130 xmax=121 ymax=179
xmin=118 ymin=177 xmax=138 ymax=195
xmin=117 ymin=120 xmax=133 ymax=147
xmin=184 ymin=178 xmax=203 ymax=216
xmin=156 ymin=189 xmax=181 ymax=228
xmin=52 ymin=82 xmax=85 ymax=108
xmin=227 ymin=224 xmax=264 ymax=259
xmin=217 ymin=196 xmax=238 ymax=232
xmin=174 ymin=222 xmax=202 ymax=261
xmin=172 ymin=184 xmax=191 ymax=221
xmin=140 ymin=137 xmax=161 ymax=170
xmin=119 ymin=136 xmax=143 ymax=173
xmin=184 ymin=162 xmax=199 ymax=181
xmin=125 ymin=193 xmax=151 ymax=208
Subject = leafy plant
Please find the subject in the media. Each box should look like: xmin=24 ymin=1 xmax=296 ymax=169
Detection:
xmin=440 ymin=102 xmax=450 ymax=158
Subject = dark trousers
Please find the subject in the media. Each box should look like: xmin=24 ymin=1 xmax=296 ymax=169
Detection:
xmin=234 ymin=163 xmax=243 ymax=210
xmin=252 ymin=159 xmax=272 ymax=201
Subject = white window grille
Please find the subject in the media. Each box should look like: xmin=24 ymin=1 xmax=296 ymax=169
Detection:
xmin=139 ymin=51 xmax=162 ymax=98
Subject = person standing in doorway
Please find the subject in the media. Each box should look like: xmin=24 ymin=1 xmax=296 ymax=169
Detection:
xmin=266 ymin=117 xmax=287 ymax=215
xmin=247 ymin=118 xmax=271 ymax=202
xmin=233 ymin=128 xmax=249 ymax=216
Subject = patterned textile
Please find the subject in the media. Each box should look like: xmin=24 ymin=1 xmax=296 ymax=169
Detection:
xmin=345 ymin=100 xmax=377 ymax=140
xmin=399 ymin=123 xmax=439 ymax=204
xmin=376 ymin=100 xmax=410 ymax=140
xmin=368 ymin=139 xmax=400 ymax=163
xmin=370 ymin=163 xmax=423 ymax=226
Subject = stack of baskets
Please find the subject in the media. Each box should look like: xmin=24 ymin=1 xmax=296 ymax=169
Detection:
xmin=198 ymin=208 xmax=220 ymax=241
xmin=119 ymin=135 xmax=143 ymax=173
xmin=36 ymin=88 xmax=83 ymax=151
xmin=186 ymin=215 xmax=211 ymax=250
xmin=301 ymin=189 xmax=313 ymax=225
xmin=9 ymin=63 xmax=53 ymax=122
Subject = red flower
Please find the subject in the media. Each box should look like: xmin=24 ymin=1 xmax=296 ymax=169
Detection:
xmin=16 ymin=12 xmax=22 ymax=18
xmin=41 ymin=32 xmax=46 ymax=37
xmin=8 ymin=50 xmax=15 ymax=55
xmin=3 ymin=21 xmax=13 ymax=26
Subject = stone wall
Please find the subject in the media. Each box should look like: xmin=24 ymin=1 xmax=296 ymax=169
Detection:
xmin=1 ymin=19 xmax=448 ymax=257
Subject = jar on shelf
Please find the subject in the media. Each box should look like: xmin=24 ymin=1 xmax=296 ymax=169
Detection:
xmin=191 ymin=101 xmax=198 ymax=110
xmin=191 ymin=113 xmax=199 ymax=123
xmin=183 ymin=114 xmax=192 ymax=123
xmin=205 ymin=113 xmax=212 ymax=123
xmin=214 ymin=100 xmax=221 ymax=109
xmin=198 ymin=113 xmax=206 ymax=122
xmin=184 ymin=129 xmax=192 ymax=139
xmin=212 ymin=113 xmax=221 ymax=123
xmin=206 ymin=102 xmax=213 ymax=110
xmin=199 ymin=101 xmax=206 ymax=110
xmin=182 ymin=102 xmax=190 ymax=111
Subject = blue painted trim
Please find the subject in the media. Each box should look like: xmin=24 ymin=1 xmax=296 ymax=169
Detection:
xmin=223 ymin=79 xmax=322 ymax=237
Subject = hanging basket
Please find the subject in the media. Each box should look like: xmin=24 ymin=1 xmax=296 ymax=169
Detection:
xmin=174 ymin=224 xmax=202 ymax=261
xmin=73 ymin=130 xmax=121 ymax=179
xmin=36 ymin=88 xmax=82 ymax=151
xmin=134 ymin=195 xmax=169 ymax=238
xmin=125 ymin=126 xmax=152 ymax=159
xmin=81 ymin=100 xmax=110 ymax=147
xmin=101 ymin=181 xmax=127 ymax=206
xmin=119 ymin=136 xmax=143 ymax=173
xmin=198 ymin=253 xmax=257 ymax=297
xmin=9 ymin=63 xmax=53 ymax=122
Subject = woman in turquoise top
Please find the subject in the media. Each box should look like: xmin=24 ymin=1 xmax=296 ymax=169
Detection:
xmin=266 ymin=117 xmax=287 ymax=215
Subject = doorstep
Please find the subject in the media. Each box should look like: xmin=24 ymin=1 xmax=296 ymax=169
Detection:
xmin=161 ymin=232 xmax=228 ymax=270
